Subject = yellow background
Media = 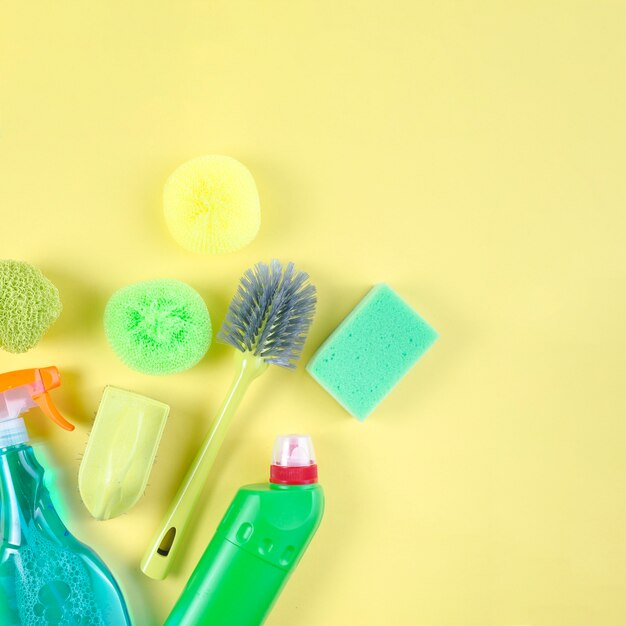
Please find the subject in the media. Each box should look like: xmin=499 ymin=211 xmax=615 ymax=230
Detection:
xmin=1 ymin=2 xmax=625 ymax=625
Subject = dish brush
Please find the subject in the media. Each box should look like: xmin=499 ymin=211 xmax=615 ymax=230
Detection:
xmin=141 ymin=260 xmax=316 ymax=579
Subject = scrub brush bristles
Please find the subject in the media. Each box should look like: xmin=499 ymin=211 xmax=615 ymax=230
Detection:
xmin=218 ymin=260 xmax=316 ymax=368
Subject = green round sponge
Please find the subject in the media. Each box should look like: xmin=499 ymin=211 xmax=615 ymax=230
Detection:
xmin=104 ymin=279 xmax=212 ymax=375
xmin=0 ymin=260 xmax=62 ymax=353
xmin=163 ymin=155 xmax=261 ymax=255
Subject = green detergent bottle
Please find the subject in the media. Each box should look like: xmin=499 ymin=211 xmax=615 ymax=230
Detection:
xmin=0 ymin=367 xmax=132 ymax=626
xmin=165 ymin=434 xmax=324 ymax=626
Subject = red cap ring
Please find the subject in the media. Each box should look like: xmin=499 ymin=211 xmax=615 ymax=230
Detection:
xmin=270 ymin=463 xmax=318 ymax=485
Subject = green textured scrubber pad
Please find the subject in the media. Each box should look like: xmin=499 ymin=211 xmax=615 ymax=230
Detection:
xmin=164 ymin=155 xmax=261 ymax=254
xmin=0 ymin=260 xmax=62 ymax=353
xmin=307 ymin=284 xmax=438 ymax=420
xmin=104 ymin=279 xmax=212 ymax=375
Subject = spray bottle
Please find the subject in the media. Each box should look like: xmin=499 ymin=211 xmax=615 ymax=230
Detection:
xmin=164 ymin=434 xmax=325 ymax=626
xmin=0 ymin=367 xmax=131 ymax=626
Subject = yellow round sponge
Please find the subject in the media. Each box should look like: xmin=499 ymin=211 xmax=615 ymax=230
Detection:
xmin=163 ymin=155 xmax=261 ymax=254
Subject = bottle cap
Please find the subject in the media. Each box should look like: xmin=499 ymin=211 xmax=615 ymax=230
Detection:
xmin=270 ymin=434 xmax=318 ymax=485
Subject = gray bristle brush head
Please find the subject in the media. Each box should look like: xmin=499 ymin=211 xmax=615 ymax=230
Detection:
xmin=217 ymin=260 xmax=317 ymax=368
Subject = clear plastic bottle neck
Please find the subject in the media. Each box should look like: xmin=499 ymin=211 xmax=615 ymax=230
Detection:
xmin=0 ymin=418 xmax=29 ymax=448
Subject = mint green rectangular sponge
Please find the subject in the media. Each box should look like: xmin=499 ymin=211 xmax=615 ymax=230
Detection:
xmin=306 ymin=284 xmax=438 ymax=420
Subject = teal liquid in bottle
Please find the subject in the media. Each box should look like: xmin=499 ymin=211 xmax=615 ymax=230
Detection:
xmin=165 ymin=434 xmax=325 ymax=626
xmin=0 ymin=367 xmax=131 ymax=626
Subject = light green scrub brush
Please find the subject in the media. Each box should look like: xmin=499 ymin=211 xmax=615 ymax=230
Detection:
xmin=141 ymin=260 xmax=316 ymax=580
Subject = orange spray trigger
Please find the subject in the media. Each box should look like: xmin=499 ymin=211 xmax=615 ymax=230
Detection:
xmin=33 ymin=391 xmax=74 ymax=431
xmin=31 ymin=367 xmax=74 ymax=431
xmin=39 ymin=366 xmax=61 ymax=391
xmin=0 ymin=366 xmax=74 ymax=445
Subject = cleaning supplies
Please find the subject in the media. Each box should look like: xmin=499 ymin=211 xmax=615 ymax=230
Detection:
xmin=0 ymin=367 xmax=131 ymax=626
xmin=164 ymin=434 xmax=324 ymax=626
xmin=307 ymin=283 xmax=438 ymax=420
xmin=164 ymin=155 xmax=261 ymax=254
xmin=0 ymin=260 xmax=62 ymax=353
xmin=141 ymin=260 xmax=316 ymax=579
xmin=79 ymin=386 xmax=170 ymax=520
xmin=104 ymin=279 xmax=212 ymax=375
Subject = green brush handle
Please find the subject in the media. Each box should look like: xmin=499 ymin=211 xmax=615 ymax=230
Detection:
xmin=141 ymin=351 xmax=268 ymax=580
